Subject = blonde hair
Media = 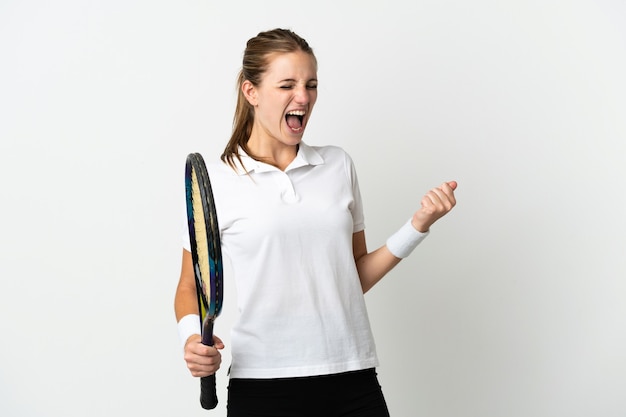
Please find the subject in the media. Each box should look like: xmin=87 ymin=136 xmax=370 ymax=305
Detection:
xmin=221 ymin=28 xmax=316 ymax=169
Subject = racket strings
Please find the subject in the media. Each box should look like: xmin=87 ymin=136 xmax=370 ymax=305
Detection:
xmin=187 ymin=153 xmax=223 ymax=320
xmin=191 ymin=168 xmax=212 ymax=305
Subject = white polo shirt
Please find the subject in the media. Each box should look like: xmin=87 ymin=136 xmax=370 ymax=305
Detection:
xmin=183 ymin=142 xmax=378 ymax=379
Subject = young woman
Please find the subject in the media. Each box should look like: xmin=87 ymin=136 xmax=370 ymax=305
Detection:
xmin=175 ymin=28 xmax=457 ymax=417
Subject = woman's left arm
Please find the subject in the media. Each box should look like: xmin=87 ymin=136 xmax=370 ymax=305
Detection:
xmin=353 ymin=232 xmax=401 ymax=293
xmin=354 ymin=181 xmax=457 ymax=293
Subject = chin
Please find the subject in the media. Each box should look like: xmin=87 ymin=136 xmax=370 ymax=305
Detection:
xmin=281 ymin=131 xmax=305 ymax=145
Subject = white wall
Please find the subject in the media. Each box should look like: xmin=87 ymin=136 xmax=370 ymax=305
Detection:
xmin=1 ymin=1 xmax=625 ymax=416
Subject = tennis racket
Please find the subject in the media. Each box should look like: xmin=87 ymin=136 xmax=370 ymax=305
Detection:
xmin=185 ymin=153 xmax=224 ymax=410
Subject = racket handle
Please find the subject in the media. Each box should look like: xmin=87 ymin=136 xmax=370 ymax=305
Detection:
xmin=199 ymin=318 xmax=218 ymax=409
xmin=200 ymin=374 xmax=218 ymax=409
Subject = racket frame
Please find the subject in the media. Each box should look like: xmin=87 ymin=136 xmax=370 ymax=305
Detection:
xmin=184 ymin=152 xmax=223 ymax=410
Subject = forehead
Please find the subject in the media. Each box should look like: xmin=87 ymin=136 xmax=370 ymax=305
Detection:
xmin=263 ymin=51 xmax=317 ymax=81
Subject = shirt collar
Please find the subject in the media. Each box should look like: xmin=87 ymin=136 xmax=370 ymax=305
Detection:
xmin=233 ymin=142 xmax=324 ymax=175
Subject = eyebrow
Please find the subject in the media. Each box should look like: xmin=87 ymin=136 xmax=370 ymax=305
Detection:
xmin=278 ymin=78 xmax=318 ymax=83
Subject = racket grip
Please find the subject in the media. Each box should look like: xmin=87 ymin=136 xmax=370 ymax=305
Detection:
xmin=200 ymin=374 xmax=218 ymax=409
xmin=199 ymin=318 xmax=217 ymax=409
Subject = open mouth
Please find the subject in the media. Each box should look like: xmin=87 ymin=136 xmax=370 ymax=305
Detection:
xmin=285 ymin=110 xmax=305 ymax=132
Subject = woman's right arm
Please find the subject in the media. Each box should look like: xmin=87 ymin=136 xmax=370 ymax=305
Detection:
xmin=175 ymin=249 xmax=200 ymax=319
xmin=175 ymin=249 xmax=224 ymax=377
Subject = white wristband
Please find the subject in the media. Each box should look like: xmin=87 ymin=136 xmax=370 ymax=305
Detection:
xmin=177 ymin=314 xmax=201 ymax=348
xmin=386 ymin=219 xmax=429 ymax=258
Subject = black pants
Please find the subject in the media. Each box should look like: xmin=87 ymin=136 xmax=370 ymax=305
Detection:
xmin=227 ymin=368 xmax=390 ymax=417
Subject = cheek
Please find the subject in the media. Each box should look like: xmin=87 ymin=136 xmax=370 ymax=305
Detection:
xmin=309 ymin=91 xmax=318 ymax=105
xmin=258 ymin=107 xmax=283 ymax=128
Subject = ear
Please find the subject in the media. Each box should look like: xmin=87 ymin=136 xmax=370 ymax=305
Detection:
xmin=241 ymin=80 xmax=258 ymax=106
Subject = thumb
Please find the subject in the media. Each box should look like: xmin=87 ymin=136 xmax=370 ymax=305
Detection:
xmin=213 ymin=335 xmax=225 ymax=350
xmin=447 ymin=180 xmax=458 ymax=191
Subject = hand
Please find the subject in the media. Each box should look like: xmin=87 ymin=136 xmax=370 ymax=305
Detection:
xmin=411 ymin=181 xmax=457 ymax=233
xmin=183 ymin=334 xmax=225 ymax=377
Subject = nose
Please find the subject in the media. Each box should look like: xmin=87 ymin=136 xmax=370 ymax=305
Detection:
xmin=294 ymin=85 xmax=311 ymax=105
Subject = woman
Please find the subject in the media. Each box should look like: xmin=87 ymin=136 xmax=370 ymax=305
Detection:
xmin=175 ymin=28 xmax=457 ymax=417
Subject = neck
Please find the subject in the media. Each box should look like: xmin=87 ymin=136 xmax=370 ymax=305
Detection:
xmin=247 ymin=132 xmax=300 ymax=171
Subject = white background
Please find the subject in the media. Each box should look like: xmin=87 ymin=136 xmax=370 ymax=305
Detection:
xmin=1 ymin=1 xmax=625 ymax=416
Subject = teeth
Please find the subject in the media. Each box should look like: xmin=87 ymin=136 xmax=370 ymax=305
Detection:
xmin=286 ymin=110 xmax=305 ymax=116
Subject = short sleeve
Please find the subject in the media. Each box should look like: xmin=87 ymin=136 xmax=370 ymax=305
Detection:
xmin=345 ymin=152 xmax=365 ymax=233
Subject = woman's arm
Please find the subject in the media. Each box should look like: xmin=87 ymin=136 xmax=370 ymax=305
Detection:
xmin=354 ymin=181 xmax=457 ymax=293
xmin=174 ymin=249 xmax=224 ymax=377
xmin=353 ymin=231 xmax=401 ymax=293
xmin=175 ymin=249 xmax=200 ymax=320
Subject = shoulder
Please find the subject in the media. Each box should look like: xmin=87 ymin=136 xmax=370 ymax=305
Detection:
xmin=203 ymin=159 xmax=242 ymax=191
xmin=305 ymin=144 xmax=355 ymax=167
xmin=308 ymin=143 xmax=349 ymax=157
xmin=206 ymin=159 xmax=237 ymax=176
xmin=303 ymin=144 xmax=360 ymax=185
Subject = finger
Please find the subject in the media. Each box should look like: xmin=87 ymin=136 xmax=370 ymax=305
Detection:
xmin=187 ymin=341 xmax=221 ymax=361
xmin=422 ymin=188 xmax=448 ymax=208
xmin=185 ymin=353 xmax=217 ymax=367
xmin=213 ymin=335 xmax=225 ymax=349
xmin=421 ymin=192 xmax=438 ymax=211
xmin=446 ymin=180 xmax=458 ymax=191
xmin=200 ymin=344 xmax=222 ymax=358
xmin=435 ymin=183 xmax=457 ymax=206
xmin=438 ymin=182 xmax=456 ymax=197
xmin=185 ymin=349 xmax=222 ymax=374
xmin=187 ymin=358 xmax=221 ymax=377
xmin=206 ymin=346 xmax=222 ymax=358
xmin=426 ymin=188 xmax=449 ymax=208
xmin=185 ymin=347 xmax=216 ymax=364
